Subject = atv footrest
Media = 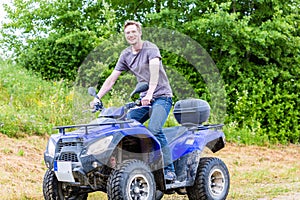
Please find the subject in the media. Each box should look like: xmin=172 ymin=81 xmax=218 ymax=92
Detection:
xmin=166 ymin=180 xmax=193 ymax=190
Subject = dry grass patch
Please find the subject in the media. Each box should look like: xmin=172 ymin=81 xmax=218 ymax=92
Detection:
xmin=0 ymin=133 xmax=299 ymax=200
xmin=0 ymin=134 xmax=48 ymax=200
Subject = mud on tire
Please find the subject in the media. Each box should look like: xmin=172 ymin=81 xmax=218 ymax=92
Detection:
xmin=107 ymin=159 xmax=156 ymax=200
xmin=187 ymin=157 xmax=230 ymax=200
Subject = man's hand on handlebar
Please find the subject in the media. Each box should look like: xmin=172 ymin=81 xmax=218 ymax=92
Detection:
xmin=90 ymin=98 xmax=103 ymax=113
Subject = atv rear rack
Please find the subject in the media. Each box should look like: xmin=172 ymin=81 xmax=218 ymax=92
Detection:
xmin=53 ymin=120 xmax=135 ymax=135
xmin=197 ymin=124 xmax=224 ymax=130
xmin=182 ymin=123 xmax=224 ymax=131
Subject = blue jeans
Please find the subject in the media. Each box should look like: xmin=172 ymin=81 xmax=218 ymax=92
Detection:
xmin=127 ymin=97 xmax=175 ymax=172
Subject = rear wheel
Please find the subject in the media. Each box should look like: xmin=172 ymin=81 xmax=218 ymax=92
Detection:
xmin=107 ymin=159 xmax=156 ymax=200
xmin=43 ymin=169 xmax=88 ymax=200
xmin=186 ymin=157 xmax=230 ymax=200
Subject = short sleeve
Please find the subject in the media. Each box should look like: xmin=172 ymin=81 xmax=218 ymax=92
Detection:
xmin=115 ymin=50 xmax=129 ymax=71
xmin=147 ymin=43 xmax=161 ymax=61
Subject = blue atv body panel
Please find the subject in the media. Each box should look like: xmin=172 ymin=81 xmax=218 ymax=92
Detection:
xmin=44 ymin=106 xmax=225 ymax=193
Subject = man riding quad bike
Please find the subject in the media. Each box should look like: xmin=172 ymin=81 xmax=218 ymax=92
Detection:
xmin=43 ymin=82 xmax=230 ymax=200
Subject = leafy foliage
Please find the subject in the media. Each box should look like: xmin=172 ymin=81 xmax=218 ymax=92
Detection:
xmin=0 ymin=0 xmax=299 ymax=143
xmin=143 ymin=0 xmax=300 ymax=143
xmin=1 ymin=0 xmax=116 ymax=81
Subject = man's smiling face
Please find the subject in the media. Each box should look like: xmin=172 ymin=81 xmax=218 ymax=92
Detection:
xmin=124 ymin=24 xmax=142 ymax=45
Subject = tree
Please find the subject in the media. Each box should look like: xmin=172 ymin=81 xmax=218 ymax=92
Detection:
xmin=176 ymin=0 xmax=300 ymax=143
xmin=1 ymin=0 xmax=116 ymax=81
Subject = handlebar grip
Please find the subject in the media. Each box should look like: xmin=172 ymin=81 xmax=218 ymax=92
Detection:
xmin=125 ymin=98 xmax=154 ymax=109
xmin=92 ymin=101 xmax=103 ymax=113
xmin=125 ymin=102 xmax=136 ymax=109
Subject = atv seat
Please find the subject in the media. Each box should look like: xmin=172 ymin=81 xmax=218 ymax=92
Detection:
xmin=163 ymin=126 xmax=188 ymax=143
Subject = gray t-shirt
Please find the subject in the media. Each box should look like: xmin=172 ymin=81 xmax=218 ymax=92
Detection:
xmin=115 ymin=41 xmax=173 ymax=98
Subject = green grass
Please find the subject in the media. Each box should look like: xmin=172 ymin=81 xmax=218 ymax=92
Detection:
xmin=0 ymin=59 xmax=77 ymax=137
xmin=0 ymin=59 xmax=180 ymax=138
xmin=223 ymin=121 xmax=271 ymax=146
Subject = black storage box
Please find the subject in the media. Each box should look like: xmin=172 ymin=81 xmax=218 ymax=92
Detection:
xmin=173 ymin=99 xmax=210 ymax=125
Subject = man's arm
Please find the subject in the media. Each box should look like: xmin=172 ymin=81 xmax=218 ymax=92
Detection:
xmin=97 ymin=69 xmax=122 ymax=99
xmin=142 ymin=57 xmax=160 ymax=105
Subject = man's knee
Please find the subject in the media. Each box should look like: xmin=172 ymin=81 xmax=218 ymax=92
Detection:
xmin=148 ymin=126 xmax=161 ymax=135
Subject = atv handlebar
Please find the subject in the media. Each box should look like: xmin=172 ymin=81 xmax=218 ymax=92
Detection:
xmin=88 ymin=83 xmax=151 ymax=114
xmin=124 ymin=99 xmax=144 ymax=110
xmin=92 ymin=101 xmax=104 ymax=113
xmin=92 ymin=98 xmax=153 ymax=113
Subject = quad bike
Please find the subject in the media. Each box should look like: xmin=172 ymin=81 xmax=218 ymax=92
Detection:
xmin=43 ymin=82 xmax=230 ymax=200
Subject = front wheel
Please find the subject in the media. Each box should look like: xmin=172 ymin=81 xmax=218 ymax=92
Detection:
xmin=43 ymin=169 xmax=88 ymax=200
xmin=107 ymin=159 xmax=156 ymax=200
xmin=187 ymin=157 xmax=230 ymax=200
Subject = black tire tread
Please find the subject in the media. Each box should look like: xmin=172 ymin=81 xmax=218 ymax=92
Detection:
xmin=42 ymin=169 xmax=88 ymax=200
xmin=43 ymin=169 xmax=59 ymax=200
xmin=187 ymin=157 xmax=229 ymax=200
xmin=107 ymin=159 xmax=155 ymax=200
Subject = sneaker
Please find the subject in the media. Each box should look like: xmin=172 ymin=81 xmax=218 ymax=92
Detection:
xmin=165 ymin=171 xmax=176 ymax=181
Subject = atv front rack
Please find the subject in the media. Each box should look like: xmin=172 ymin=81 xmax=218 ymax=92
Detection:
xmin=53 ymin=120 xmax=134 ymax=135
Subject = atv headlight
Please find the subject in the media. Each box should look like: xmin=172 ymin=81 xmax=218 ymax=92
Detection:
xmin=47 ymin=138 xmax=56 ymax=158
xmin=87 ymin=136 xmax=113 ymax=155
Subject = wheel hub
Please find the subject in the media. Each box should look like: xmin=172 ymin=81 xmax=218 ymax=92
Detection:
xmin=209 ymin=168 xmax=225 ymax=196
xmin=128 ymin=174 xmax=150 ymax=200
xmin=133 ymin=186 xmax=140 ymax=194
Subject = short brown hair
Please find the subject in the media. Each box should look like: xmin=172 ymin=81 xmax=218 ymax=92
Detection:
xmin=124 ymin=20 xmax=142 ymax=32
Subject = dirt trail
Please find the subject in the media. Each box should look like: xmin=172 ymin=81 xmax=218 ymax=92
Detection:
xmin=0 ymin=133 xmax=299 ymax=200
